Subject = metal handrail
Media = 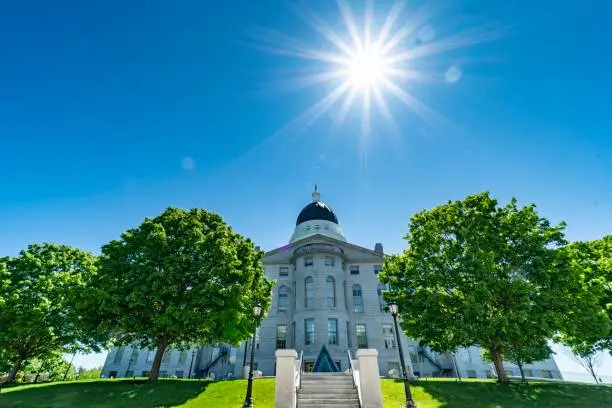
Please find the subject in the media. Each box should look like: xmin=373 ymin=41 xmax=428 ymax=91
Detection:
xmin=300 ymin=350 xmax=304 ymax=389
xmin=347 ymin=350 xmax=362 ymax=408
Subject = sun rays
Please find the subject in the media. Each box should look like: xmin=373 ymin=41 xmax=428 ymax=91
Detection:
xmin=237 ymin=0 xmax=508 ymax=164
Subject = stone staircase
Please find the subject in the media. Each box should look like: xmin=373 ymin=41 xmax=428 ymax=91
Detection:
xmin=298 ymin=372 xmax=360 ymax=408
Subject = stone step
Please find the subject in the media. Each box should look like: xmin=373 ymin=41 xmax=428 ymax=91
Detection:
xmin=302 ymin=372 xmax=351 ymax=376
xmin=298 ymin=403 xmax=359 ymax=408
xmin=301 ymin=377 xmax=354 ymax=382
xmin=298 ymin=398 xmax=359 ymax=405
xmin=299 ymin=392 xmax=358 ymax=399
xmin=300 ymin=385 xmax=356 ymax=392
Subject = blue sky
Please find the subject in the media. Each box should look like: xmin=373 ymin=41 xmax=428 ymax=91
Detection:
xmin=1 ymin=1 xmax=611 ymax=378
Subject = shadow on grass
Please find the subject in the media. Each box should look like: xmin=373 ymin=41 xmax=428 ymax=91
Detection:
xmin=0 ymin=379 xmax=212 ymax=408
xmin=400 ymin=379 xmax=612 ymax=408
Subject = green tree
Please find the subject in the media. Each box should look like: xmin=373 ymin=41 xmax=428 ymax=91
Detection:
xmin=559 ymin=236 xmax=612 ymax=355
xmin=19 ymin=352 xmax=77 ymax=382
xmin=481 ymin=339 xmax=553 ymax=381
xmin=88 ymin=207 xmax=273 ymax=381
xmin=0 ymin=244 xmax=100 ymax=383
xmin=380 ymin=192 xmax=579 ymax=383
xmin=77 ymin=366 xmax=102 ymax=380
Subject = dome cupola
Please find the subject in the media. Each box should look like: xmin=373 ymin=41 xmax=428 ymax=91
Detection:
xmin=296 ymin=186 xmax=339 ymax=225
xmin=290 ymin=186 xmax=346 ymax=243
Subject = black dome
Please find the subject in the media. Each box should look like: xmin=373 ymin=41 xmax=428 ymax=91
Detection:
xmin=296 ymin=201 xmax=338 ymax=225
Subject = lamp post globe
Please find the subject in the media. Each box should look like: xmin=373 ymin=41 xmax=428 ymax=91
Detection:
xmin=243 ymin=302 xmax=263 ymax=408
xmin=388 ymin=301 xmax=417 ymax=408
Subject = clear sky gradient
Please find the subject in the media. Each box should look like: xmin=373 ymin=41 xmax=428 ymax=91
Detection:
xmin=1 ymin=1 xmax=611 ymax=380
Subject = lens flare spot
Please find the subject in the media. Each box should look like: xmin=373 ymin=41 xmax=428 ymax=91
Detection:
xmin=445 ymin=65 xmax=462 ymax=84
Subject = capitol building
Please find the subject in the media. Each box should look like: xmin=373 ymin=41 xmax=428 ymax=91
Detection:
xmin=101 ymin=188 xmax=562 ymax=381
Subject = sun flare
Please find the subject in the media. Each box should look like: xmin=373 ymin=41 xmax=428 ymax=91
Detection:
xmin=344 ymin=46 xmax=390 ymax=91
xmin=246 ymin=0 xmax=506 ymax=152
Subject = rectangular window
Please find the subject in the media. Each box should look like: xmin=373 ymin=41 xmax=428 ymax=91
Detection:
xmin=335 ymin=361 xmax=342 ymax=371
xmin=279 ymin=266 xmax=289 ymax=276
xmin=255 ymin=327 xmax=261 ymax=349
xmin=304 ymin=256 xmax=313 ymax=266
xmin=388 ymin=362 xmax=400 ymax=374
xmin=129 ymin=347 xmax=139 ymax=363
xmin=328 ymin=318 xmax=338 ymax=345
xmin=346 ymin=321 xmax=352 ymax=347
xmin=175 ymin=371 xmax=184 ymax=378
xmin=378 ymin=287 xmax=386 ymax=312
xmin=305 ymin=318 xmax=315 ymax=345
xmin=125 ymin=370 xmax=134 ymax=378
xmin=276 ymin=324 xmax=288 ymax=349
xmin=353 ymin=287 xmax=364 ymax=313
xmin=350 ymin=265 xmax=360 ymax=275
xmin=382 ymin=324 xmax=396 ymax=349
xmin=324 ymin=256 xmax=335 ymax=266
xmin=540 ymin=370 xmax=553 ymax=379
xmin=178 ymin=350 xmax=188 ymax=364
xmin=374 ymin=265 xmax=382 ymax=275
xmin=466 ymin=370 xmax=477 ymax=378
xmin=356 ymin=324 xmax=368 ymax=348
xmin=278 ymin=290 xmax=289 ymax=312
xmin=113 ymin=346 xmax=125 ymax=364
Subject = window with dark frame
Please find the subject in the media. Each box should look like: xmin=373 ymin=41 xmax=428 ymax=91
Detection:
xmin=328 ymin=318 xmax=338 ymax=345
xmin=356 ymin=323 xmax=368 ymax=348
xmin=305 ymin=318 xmax=315 ymax=345
xmin=276 ymin=324 xmax=287 ymax=349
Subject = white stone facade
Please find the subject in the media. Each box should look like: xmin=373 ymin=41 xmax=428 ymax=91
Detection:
xmin=101 ymin=191 xmax=563 ymax=381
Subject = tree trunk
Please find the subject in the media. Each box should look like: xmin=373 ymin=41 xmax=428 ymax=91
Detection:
xmin=518 ymin=362 xmax=526 ymax=382
xmin=490 ymin=347 xmax=508 ymax=383
xmin=586 ymin=360 xmax=599 ymax=384
xmin=148 ymin=340 xmax=168 ymax=382
xmin=7 ymin=356 xmax=24 ymax=383
xmin=34 ymin=360 xmax=46 ymax=383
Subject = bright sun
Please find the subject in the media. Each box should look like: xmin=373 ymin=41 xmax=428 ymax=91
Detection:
xmin=247 ymin=0 xmax=504 ymax=149
xmin=345 ymin=47 xmax=388 ymax=90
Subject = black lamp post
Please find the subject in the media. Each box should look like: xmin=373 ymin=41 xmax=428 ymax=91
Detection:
xmin=389 ymin=301 xmax=417 ymax=408
xmin=243 ymin=302 xmax=262 ymax=408
xmin=188 ymin=350 xmax=196 ymax=379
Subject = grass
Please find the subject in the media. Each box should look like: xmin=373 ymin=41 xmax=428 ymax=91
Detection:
xmin=0 ymin=377 xmax=610 ymax=408
xmin=382 ymin=378 xmax=612 ymax=408
xmin=0 ymin=378 xmax=274 ymax=408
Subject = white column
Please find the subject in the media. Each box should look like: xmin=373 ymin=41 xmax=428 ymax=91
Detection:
xmin=274 ymin=349 xmax=298 ymax=408
xmin=356 ymin=349 xmax=384 ymax=408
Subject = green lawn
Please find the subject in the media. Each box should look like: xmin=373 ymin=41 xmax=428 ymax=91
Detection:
xmin=0 ymin=378 xmax=610 ymax=408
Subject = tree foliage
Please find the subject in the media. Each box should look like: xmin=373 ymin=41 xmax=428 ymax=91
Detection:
xmin=481 ymin=339 xmax=552 ymax=381
xmin=380 ymin=192 xmax=579 ymax=383
xmin=564 ymin=348 xmax=604 ymax=384
xmin=87 ymin=207 xmax=273 ymax=381
xmin=558 ymin=236 xmax=612 ymax=355
xmin=0 ymin=244 xmax=100 ymax=383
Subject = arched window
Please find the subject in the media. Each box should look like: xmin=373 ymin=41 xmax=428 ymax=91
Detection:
xmin=326 ymin=276 xmax=336 ymax=308
xmin=377 ymin=283 xmax=386 ymax=313
xmin=352 ymin=284 xmax=364 ymax=313
xmin=278 ymin=285 xmax=289 ymax=313
xmin=305 ymin=277 xmax=314 ymax=308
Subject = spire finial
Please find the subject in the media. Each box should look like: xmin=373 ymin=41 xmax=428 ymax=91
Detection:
xmin=312 ymin=184 xmax=320 ymax=201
